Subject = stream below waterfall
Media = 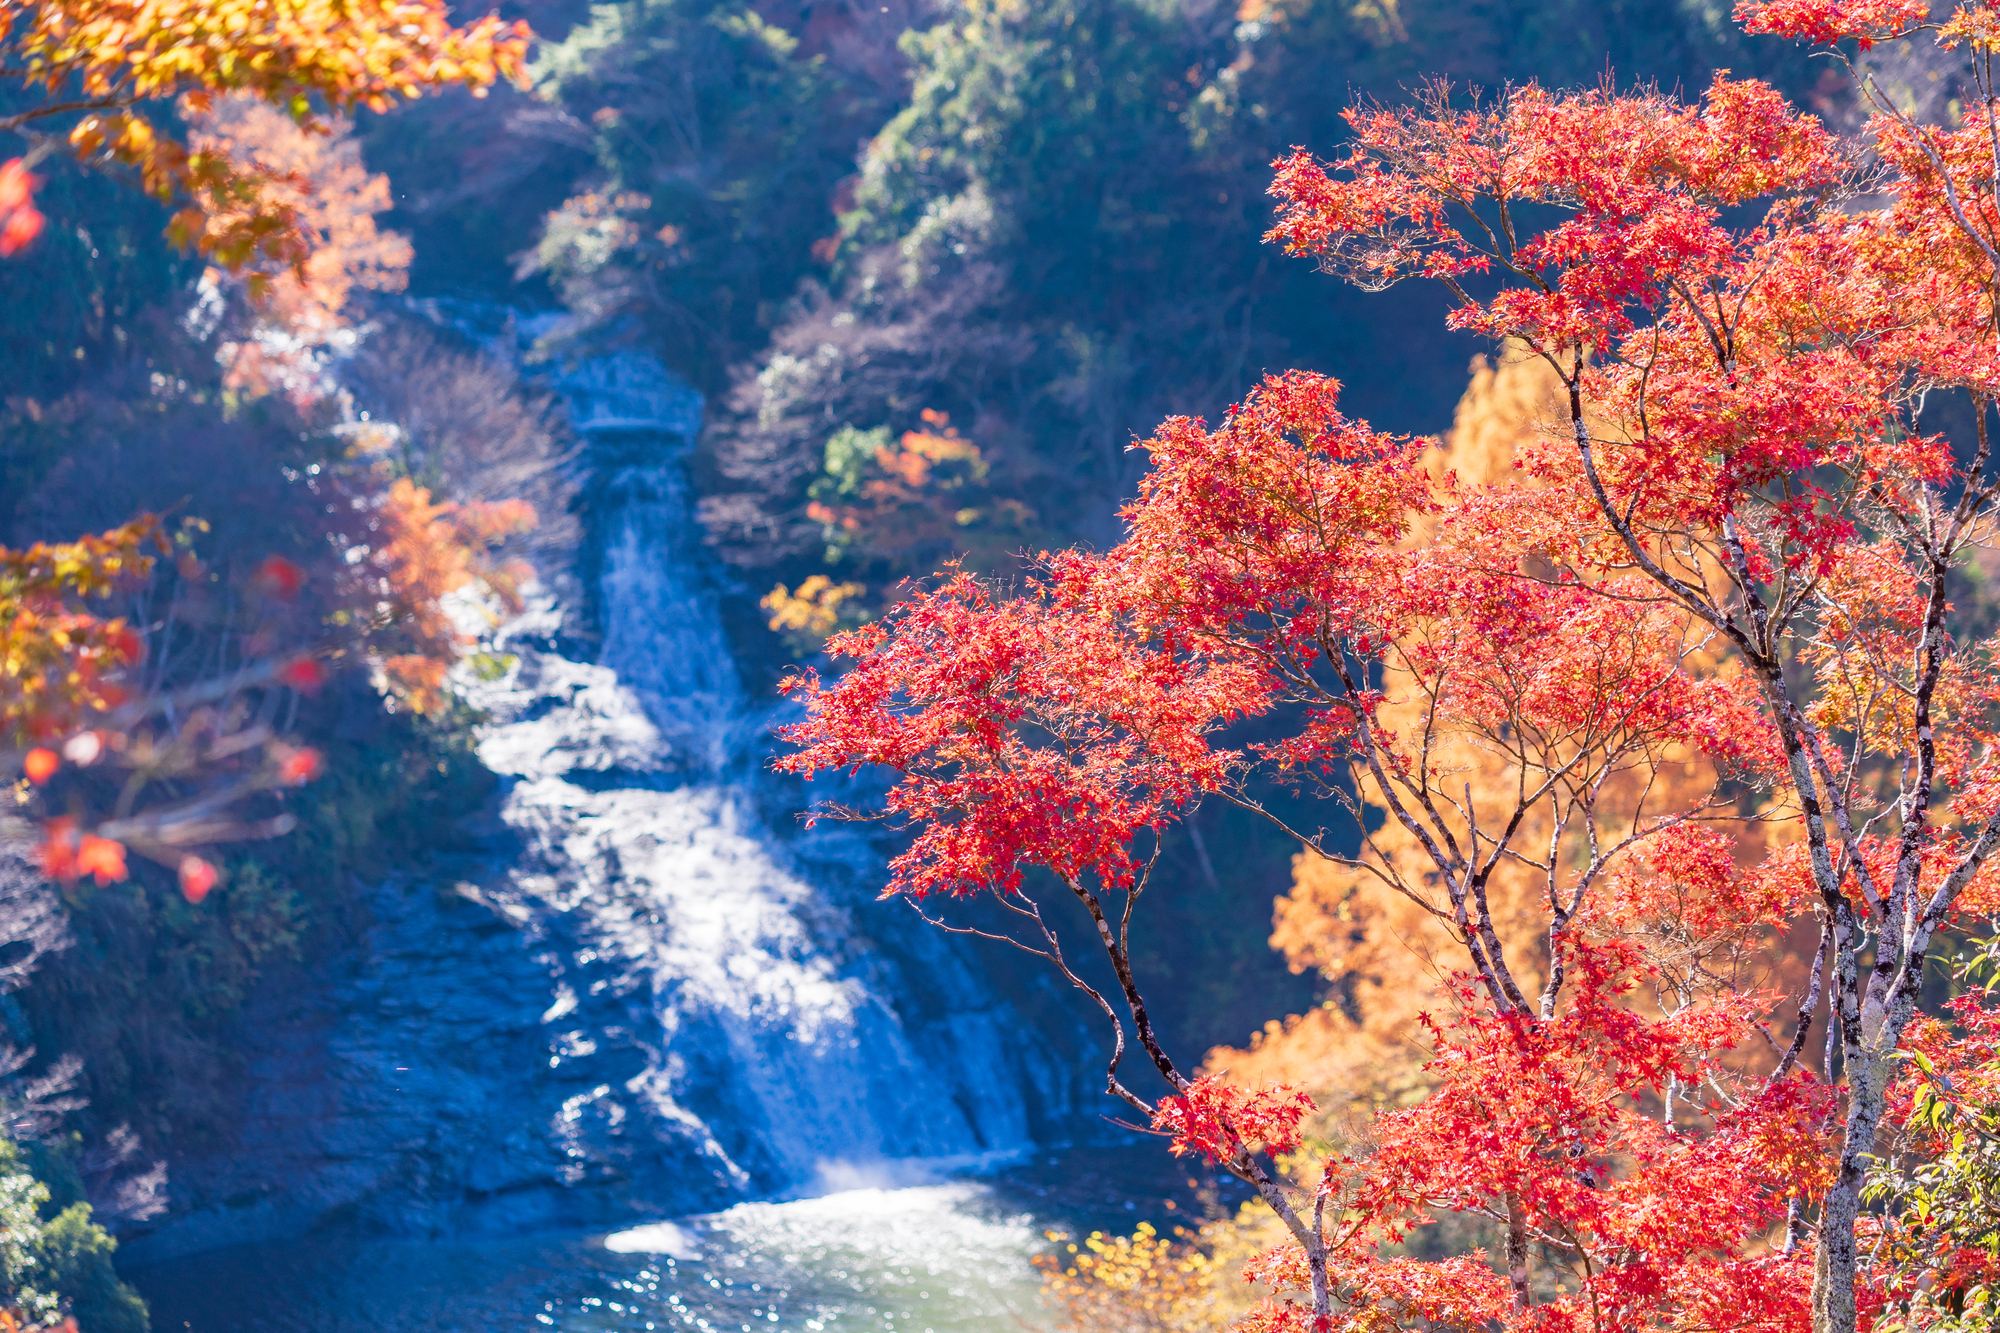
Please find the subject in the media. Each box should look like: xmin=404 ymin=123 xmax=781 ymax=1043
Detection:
xmin=126 ymin=1146 xmax=1253 ymax=1332
xmin=132 ymin=1178 xmax=1049 ymax=1333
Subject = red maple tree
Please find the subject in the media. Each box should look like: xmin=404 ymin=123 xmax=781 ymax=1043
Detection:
xmin=778 ymin=6 xmax=2000 ymax=1332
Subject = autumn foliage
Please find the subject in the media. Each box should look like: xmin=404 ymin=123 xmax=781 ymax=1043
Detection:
xmin=1037 ymin=1219 xmax=1272 ymax=1333
xmin=0 ymin=514 xmax=340 ymax=898
xmin=1 ymin=0 xmax=543 ymax=901
xmin=3 ymin=455 xmax=536 ymax=903
xmin=780 ymin=7 xmax=2000 ymax=1333
xmin=0 ymin=158 xmax=41 ymax=255
xmin=186 ymin=96 xmax=415 ymax=399
xmin=0 ymin=519 xmax=158 ymax=750
xmin=0 ymin=0 xmax=529 ymax=275
xmin=363 ymin=476 xmax=534 ymax=715
xmin=804 ymin=409 xmax=1032 ymax=569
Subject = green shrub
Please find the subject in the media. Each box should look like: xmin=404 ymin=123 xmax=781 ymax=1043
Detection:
xmin=0 ymin=1137 xmax=147 ymax=1332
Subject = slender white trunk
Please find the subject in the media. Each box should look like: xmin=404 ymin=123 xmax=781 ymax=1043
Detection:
xmin=1813 ymin=976 xmax=1918 ymax=1333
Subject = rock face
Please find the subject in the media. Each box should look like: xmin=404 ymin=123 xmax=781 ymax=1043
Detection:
xmin=119 ymin=336 xmax=1087 ymax=1263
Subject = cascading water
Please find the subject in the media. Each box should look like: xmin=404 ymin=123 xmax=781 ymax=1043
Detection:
xmin=117 ymin=322 xmax=1085 ymax=1284
xmin=464 ymin=344 xmax=1059 ymax=1193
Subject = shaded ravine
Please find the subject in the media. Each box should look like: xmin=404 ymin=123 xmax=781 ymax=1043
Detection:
xmin=118 ymin=329 xmax=1088 ymax=1267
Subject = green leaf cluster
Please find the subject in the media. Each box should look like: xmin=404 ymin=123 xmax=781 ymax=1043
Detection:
xmin=0 ymin=1136 xmax=148 ymax=1333
xmin=1866 ymin=936 xmax=2000 ymax=1333
xmin=528 ymin=0 xmax=871 ymax=389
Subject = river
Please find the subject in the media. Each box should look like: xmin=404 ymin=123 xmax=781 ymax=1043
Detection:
xmin=131 ymin=1179 xmax=1048 ymax=1333
xmin=127 ymin=1145 xmax=1248 ymax=1331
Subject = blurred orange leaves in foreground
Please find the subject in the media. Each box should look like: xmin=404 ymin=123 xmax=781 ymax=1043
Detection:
xmin=0 ymin=0 xmax=528 ymax=275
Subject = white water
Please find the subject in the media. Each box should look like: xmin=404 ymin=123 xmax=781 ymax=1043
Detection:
xmin=457 ymin=342 xmax=1038 ymax=1193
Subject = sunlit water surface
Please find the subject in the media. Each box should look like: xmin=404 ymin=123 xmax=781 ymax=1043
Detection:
xmin=128 ymin=1148 xmax=1239 ymax=1333
xmin=132 ymin=1181 xmax=1041 ymax=1333
xmin=582 ymin=1184 xmax=1044 ymax=1333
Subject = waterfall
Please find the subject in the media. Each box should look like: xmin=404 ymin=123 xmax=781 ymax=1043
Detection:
xmin=118 ymin=319 xmax=1081 ymax=1265
xmin=465 ymin=343 xmax=1051 ymax=1194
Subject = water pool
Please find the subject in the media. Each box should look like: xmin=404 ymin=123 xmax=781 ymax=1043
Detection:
xmin=126 ymin=1146 xmax=1246 ymax=1332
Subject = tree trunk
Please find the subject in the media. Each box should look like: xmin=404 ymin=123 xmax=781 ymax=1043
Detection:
xmin=1307 ymin=1238 xmax=1332 ymax=1327
xmin=1812 ymin=991 xmax=1905 ymax=1333
xmin=1505 ymin=1191 xmax=1532 ymax=1311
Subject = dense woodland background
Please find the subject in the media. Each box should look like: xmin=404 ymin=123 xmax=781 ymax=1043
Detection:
xmin=0 ymin=2 xmax=1846 ymax=1324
